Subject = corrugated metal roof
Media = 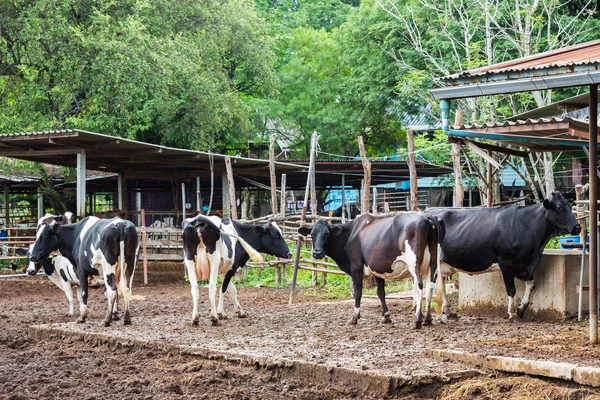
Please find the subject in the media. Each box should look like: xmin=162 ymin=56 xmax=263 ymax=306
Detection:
xmin=444 ymin=39 xmax=600 ymax=81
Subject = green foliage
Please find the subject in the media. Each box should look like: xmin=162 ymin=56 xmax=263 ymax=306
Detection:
xmin=0 ymin=0 xmax=276 ymax=153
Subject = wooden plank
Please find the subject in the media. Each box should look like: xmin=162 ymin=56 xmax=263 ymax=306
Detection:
xmin=145 ymin=254 xmax=184 ymax=261
xmin=0 ymin=148 xmax=84 ymax=157
xmin=463 ymin=140 xmax=503 ymax=169
xmin=269 ymin=135 xmax=278 ymax=215
xmin=225 ymin=156 xmax=238 ymax=219
xmin=406 ymin=130 xmax=419 ymax=211
xmin=358 ymin=136 xmax=371 ymax=213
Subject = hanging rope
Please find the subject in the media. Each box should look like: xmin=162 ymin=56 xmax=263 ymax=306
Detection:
xmin=207 ymin=153 xmax=214 ymax=215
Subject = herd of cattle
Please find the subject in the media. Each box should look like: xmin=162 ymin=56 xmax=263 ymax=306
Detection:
xmin=19 ymin=191 xmax=580 ymax=329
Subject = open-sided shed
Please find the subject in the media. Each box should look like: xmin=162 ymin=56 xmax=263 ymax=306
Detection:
xmin=430 ymin=38 xmax=600 ymax=342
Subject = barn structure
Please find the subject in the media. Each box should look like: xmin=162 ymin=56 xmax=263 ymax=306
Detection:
xmin=431 ymin=38 xmax=600 ymax=342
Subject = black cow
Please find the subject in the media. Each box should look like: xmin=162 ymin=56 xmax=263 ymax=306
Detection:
xmin=182 ymin=215 xmax=291 ymax=326
xmin=28 ymin=216 xmax=141 ymax=326
xmin=300 ymin=214 xmax=443 ymax=329
xmin=426 ymin=191 xmax=581 ymax=320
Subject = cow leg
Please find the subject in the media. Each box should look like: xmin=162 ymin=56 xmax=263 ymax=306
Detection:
xmin=423 ymin=278 xmax=434 ymax=325
xmin=516 ymin=280 xmax=535 ymax=319
xmin=76 ymin=285 xmax=83 ymax=316
xmin=207 ymin=252 xmax=222 ymax=326
xmin=348 ymin=267 xmax=364 ymax=325
xmin=227 ymin=281 xmax=246 ymax=318
xmin=217 ymin=269 xmax=234 ymax=319
xmin=76 ymin=270 xmax=89 ymax=323
xmin=61 ymin=280 xmax=75 ymax=316
xmin=184 ymin=258 xmax=200 ymax=326
xmin=113 ymin=295 xmax=121 ymax=322
xmin=502 ymin=270 xmax=518 ymax=321
xmin=103 ymin=268 xmax=118 ymax=327
xmin=406 ymin=242 xmax=423 ymax=329
xmin=375 ymin=278 xmax=391 ymax=323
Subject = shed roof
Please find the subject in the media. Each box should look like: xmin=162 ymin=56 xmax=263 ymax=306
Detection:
xmin=431 ymin=39 xmax=600 ymax=100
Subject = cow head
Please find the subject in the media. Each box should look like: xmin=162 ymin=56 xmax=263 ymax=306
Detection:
xmin=15 ymin=245 xmax=43 ymax=275
xmin=298 ymin=218 xmax=342 ymax=259
xmin=28 ymin=219 xmax=61 ymax=265
xmin=253 ymin=220 xmax=292 ymax=259
xmin=543 ymin=191 xmax=581 ymax=236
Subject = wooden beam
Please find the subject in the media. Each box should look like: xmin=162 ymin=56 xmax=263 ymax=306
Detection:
xmin=76 ymin=152 xmax=86 ymax=217
xmin=449 ymin=136 xmax=529 ymax=157
xmin=0 ymin=148 xmax=84 ymax=157
xmin=452 ymin=110 xmax=464 ymax=207
xmin=463 ymin=140 xmax=504 ymax=170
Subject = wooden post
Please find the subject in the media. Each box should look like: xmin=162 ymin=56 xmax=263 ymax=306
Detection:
xmin=487 ymin=150 xmax=493 ymax=207
xmin=453 ymin=109 xmax=464 ymax=207
xmin=37 ymin=187 xmax=44 ymax=220
xmin=208 ymin=153 xmax=214 ymax=215
xmin=406 ymin=130 xmax=419 ymax=211
xmin=141 ymin=209 xmax=148 ymax=285
xmin=117 ymin=172 xmax=126 ymax=212
xmin=269 ymin=135 xmax=278 ymax=215
xmin=280 ymin=174 xmax=287 ymax=218
xmin=589 ymin=83 xmax=598 ymax=344
xmin=4 ymin=186 xmax=9 ymax=226
xmin=372 ymin=187 xmax=378 ymax=214
xmin=358 ymin=136 xmax=371 ymax=214
xmin=241 ymin=187 xmax=249 ymax=220
xmin=225 ymin=157 xmax=238 ymax=220
xmin=290 ymin=132 xmax=318 ymax=305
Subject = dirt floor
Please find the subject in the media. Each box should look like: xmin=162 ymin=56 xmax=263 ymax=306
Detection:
xmin=2 ymin=265 xmax=600 ymax=399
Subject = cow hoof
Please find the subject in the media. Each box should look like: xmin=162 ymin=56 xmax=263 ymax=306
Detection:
xmin=217 ymin=313 xmax=228 ymax=320
xmin=211 ymin=317 xmax=221 ymax=327
xmin=508 ymin=314 xmax=518 ymax=322
xmin=103 ymin=320 xmax=111 ymax=327
xmin=446 ymin=311 xmax=459 ymax=320
xmin=381 ymin=314 xmax=392 ymax=324
xmin=236 ymin=311 xmax=248 ymax=318
xmin=440 ymin=315 xmax=448 ymax=324
xmin=192 ymin=317 xmax=199 ymax=326
xmin=516 ymin=308 xmax=526 ymax=319
xmin=123 ymin=319 xmax=132 ymax=326
xmin=423 ymin=318 xmax=432 ymax=326
xmin=112 ymin=313 xmax=120 ymax=321
xmin=347 ymin=317 xmax=358 ymax=326
xmin=76 ymin=317 xmax=86 ymax=324
xmin=414 ymin=320 xmax=423 ymax=329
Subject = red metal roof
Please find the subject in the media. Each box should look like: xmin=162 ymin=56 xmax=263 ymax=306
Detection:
xmin=446 ymin=39 xmax=600 ymax=80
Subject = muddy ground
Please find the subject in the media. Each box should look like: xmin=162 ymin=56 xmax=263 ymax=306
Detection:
xmin=1 ymin=265 xmax=600 ymax=399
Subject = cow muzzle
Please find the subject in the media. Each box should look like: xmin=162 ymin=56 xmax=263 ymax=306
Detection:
xmin=26 ymin=267 xmax=37 ymax=276
xmin=571 ymin=224 xmax=582 ymax=235
xmin=286 ymin=252 xmax=292 ymax=259
xmin=312 ymin=249 xmax=325 ymax=259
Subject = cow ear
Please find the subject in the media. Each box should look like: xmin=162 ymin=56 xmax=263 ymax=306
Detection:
xmin=15 ymin=248 xmax=28 ymax=256
xmin=543 ymin=199 xmax=552 ymax=210
xmin=253 ymin=225 xmax=267 ymax=234
xmin=298 ymin=227 xmax=311 ymax=236
xmin=53 ymin=223 xmax=61 ymax=233
xmin=331 ymin=225 xmax=343 ymax=236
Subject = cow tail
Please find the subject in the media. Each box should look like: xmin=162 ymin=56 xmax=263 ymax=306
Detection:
xmin=221 ymin=231 xmax=264 ymax=263
xmin=425 ymin=216 xmax=445 ymax=316
xmin=117 ymin=223 xmax=144 ymax=307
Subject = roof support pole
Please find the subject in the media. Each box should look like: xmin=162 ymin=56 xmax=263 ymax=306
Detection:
xmin=589 ymin=84 xmax=598 ymax=344
xmin=37 ymin=187 xmax=44 ymax=220
xmin=440 ymin=100 xmax=450 ymax=133
xmin=76 ymin=152 xmax=86 ymax=217
xmin=196 ymin=176 xmax=201 ymax=213
xmin=341 ymin=174 xmax=346 ymax=223
xmin=453 ymin=110 xmax=464 ymax=207
xmin=117 ymin=173 xmax=126 ymax=212
xmin=222 ymin=171 xmax=230 ymax=218
xmin=487 ymin=150 xmax=493 ymax=208
xmin=3 ymin=187 xmax=8 ymax=226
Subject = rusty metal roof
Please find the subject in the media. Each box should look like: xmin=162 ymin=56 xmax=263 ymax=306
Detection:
xmin=431 ymin=39 xmax=600 ymax=100
xmin=446 ymin=39 xmax=600 ymax=81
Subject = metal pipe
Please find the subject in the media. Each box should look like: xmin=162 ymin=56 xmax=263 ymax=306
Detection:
xmin=579 ymin=228 xmax=587 ymax=321
xmin=589 ymin=84 xmax=598 ymax=344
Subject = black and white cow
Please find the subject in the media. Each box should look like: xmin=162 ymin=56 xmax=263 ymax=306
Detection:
xmin=27 ymin=216 xmax=141 ymax=326
xmin=20 ymin=249 xmax=81 ymax=316
xmin=300 ymin=214 xmax=443 ymax=328
xmin=426 ymin=191 xmax=581 ymax=320
xmin=182 ymin=215 xmax=291 ymax=326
